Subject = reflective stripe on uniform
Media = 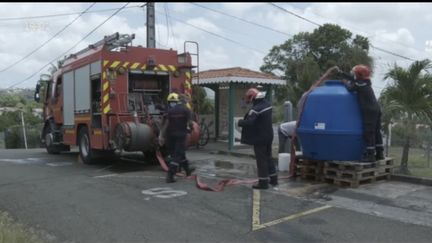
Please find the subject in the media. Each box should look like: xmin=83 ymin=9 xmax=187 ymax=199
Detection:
xmin=249 ymin=106 xmax=273 ymax=115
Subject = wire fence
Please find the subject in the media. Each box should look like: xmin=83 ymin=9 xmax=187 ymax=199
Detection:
xmin=3 ymin=123 xmax=43 ymax=149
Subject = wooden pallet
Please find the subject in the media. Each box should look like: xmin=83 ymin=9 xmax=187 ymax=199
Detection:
xmin=295 ymin=157 xmax=394 ymax=186
xmin=322 ymin=158 xmax=394 ymax=187
xmin=324 ymin=157 xmax=394 ymax=171
xmin=296 ymin=158 xmax=324 ymax=181
xmin=297 ymin=158 xmax=323 ymax=166
xmin=298 ymin=169 xmax=323 ymax=181
xmin=323 ymin=167 xmax=393 ymax=180
xmin=324 ymin=173 xmax=391 ymax=188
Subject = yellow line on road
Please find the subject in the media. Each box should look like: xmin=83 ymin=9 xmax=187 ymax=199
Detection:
xmin=251 ymin=189 xmax=332 ymax=231
xmin=260 ymin=205 xmax=333 ymax=231
xmin=252 ymin=189 xmax=261 ymax=230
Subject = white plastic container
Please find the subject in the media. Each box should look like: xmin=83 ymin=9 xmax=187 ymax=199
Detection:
xmin=278 ymin=153 xmax=291 ymax=172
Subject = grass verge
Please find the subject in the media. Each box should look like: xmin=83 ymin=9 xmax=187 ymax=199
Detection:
xmin=0 ymin=211 xmax=45 ymax=243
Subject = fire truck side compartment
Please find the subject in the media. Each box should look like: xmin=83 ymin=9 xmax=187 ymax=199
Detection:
xmin=63 ymin=71 xmax=75 ymax=126
xmin=74 ymin=65 xmax=91 ymax=113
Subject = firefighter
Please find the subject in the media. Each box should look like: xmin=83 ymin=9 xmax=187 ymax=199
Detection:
xmin=278 ymin=120 xmax=297 ymax=153
xmin=159 ymin=92 xmax=194 ymax=183
xmin=175 ymin=92 xmax=195 ymax=173
xmin=339 ymin=65 xmax=384 ymax=162
xmin=238 ymin=88 xmax=276 ymax=189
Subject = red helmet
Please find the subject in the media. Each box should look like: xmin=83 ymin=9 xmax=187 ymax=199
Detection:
xmin=352 ymin=65 xmax=371 ymax=80
xmin=244 ymin=88 xmax=259 ymax=104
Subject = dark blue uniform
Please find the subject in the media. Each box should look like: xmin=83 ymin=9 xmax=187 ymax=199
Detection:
xmin=239 ymin=98 xmax=276 ymax=186
xmin=342 ymin=73 xmax=383 ymax=160
xmin=166 ymin=103 xmax=191 ymax=180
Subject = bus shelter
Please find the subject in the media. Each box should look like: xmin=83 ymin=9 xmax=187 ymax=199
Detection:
xmin=192 ymin=67 xmax=285 ymax=151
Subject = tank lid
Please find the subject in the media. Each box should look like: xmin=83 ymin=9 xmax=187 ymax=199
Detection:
xmin=324 ymin=80 xmax=343 ymax=85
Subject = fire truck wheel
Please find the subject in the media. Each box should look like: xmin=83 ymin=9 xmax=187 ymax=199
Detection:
xmin=44 ymin=125 xmax=61 ymax=154
xmin=78 ymin=127 xmax=94 ymax=164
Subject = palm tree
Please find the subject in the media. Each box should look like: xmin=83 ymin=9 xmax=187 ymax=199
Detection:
xmin=380 ymin=59 xmax=432 ymax=174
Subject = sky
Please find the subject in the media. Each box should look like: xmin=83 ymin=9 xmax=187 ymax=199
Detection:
xmin=1 ymin=2 xmax=432 ymax=98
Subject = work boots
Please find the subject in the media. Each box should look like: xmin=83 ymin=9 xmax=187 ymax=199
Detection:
xmin=361 ymin=149 xmax=376 ymax=163
xmin=252 ymin=179 xmax=269 ymax=190
xmin=181 ymin=160 xmax=195 ymax=176
xmin=376 ymin=148 xmax=385 ymax=161
xmin=269 ymin=175 xmax=278 ymax=186
xmin=166 ymin=165 xmax=177 ymax=183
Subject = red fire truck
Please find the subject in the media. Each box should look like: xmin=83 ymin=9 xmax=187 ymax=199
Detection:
xmin=34 ymin=33 xmax=200 ymax=164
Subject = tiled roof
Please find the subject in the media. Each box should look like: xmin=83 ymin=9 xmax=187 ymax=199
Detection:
xmin=192 ymin=67 xmax=286 ymax=86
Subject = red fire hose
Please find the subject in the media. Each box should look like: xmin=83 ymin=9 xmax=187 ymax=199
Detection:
xmin=155 ymin=150 xmax=293 ymax=192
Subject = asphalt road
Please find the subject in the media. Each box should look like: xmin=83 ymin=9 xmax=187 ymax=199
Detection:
xmin=1 ymin=148 xmax=432 ymax=243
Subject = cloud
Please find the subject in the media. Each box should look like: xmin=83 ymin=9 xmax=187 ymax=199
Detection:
xmin=310 ymin=3 xmax=432 ymax=31
xmin=0 ymin=4 xmax=150 ymax=88
xmin=425 ymin=40 xmax=432 ymax=53
xmin=166 ymin=2 xmax=192 ymax=13
xmin=1 ymin=2 xmax=431 ymax=94
xmin=221 ymin=3 xmax=265 ymax=16
xmin=200 ymin=46 xmax=231 ymax=70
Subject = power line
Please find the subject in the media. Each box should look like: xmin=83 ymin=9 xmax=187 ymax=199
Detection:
xmin=370 ymin=44 xmax=416 ymax=61
xmin=269 ymin=2 xmax=320 ymax=27
xmin=268 ymin=2 xmax=418 ymax=62
xmin=164 ymin=8 xmax=273 ymax=47
xmin=301 ymin=5 xmax=430 ymax=64
xmin=0 ymin=3 xmax=96 ymax=73
xmin=307 ymin=6 xmax=431 ymax=60
xmin=7 ymin=2 xmax=133 ymax=89
xmin=165 ymin=4 xmax=179 ymax=51
xmin=191 ymin=3 xmax=293 ymax=37
xmin=163 ymin=3 xmax=170 ymax=47
xmin=0 ymin=4 xmax=143 ymax=22
xmin=157 ymin=9 xmax=266 ymax=55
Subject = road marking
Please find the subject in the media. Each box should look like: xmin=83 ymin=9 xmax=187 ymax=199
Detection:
xmin=93 ymin=174 xmax=162 ymax=179
xmin=95 ymin=165 xmax=114 ymax=173
xmin=252 ymin=189 xmax=262 ymax=230
xmin=142 ymin=187 xmax=187 ymax=199
xmin=94 ymin=174 xmax=118 ymax=178
xmin=252 ymin=189 xmax=332 ymax=231
xmin=0 ymin=158 xmax=42 ymax=164
xmin=46 ymin=162 xmax=73 ymax=167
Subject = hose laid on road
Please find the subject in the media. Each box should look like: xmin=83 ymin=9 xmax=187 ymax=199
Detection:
xmin=156 ymin=150 xmax=293 ymax=192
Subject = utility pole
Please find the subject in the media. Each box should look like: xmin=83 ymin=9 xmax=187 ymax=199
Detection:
xmin=20 ymin=110 xmax=28 ymax=150
xmin=146 ymin=2 xmax=155 ymax=48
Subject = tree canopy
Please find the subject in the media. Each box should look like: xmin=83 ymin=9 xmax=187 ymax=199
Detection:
xmin=260 ymin=23 xmax=373 ymax=106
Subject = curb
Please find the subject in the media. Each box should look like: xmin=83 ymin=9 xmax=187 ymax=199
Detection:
xmin=390 ymin=174 xmax=432 ymax=186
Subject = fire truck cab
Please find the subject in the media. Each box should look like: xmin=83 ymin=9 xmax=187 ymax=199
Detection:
xmin=34 ymin=33 xmax=199 ymax=164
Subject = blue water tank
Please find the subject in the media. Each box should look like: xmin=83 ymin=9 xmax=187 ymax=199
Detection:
xmin=296 ymin=80 xmax=364 ymax=161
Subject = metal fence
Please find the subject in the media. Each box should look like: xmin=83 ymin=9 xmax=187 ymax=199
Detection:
xmin=0 ymin=132 xmax=4 ymax=149
xmin=3 ymin=123 xmax=43 ymax=149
